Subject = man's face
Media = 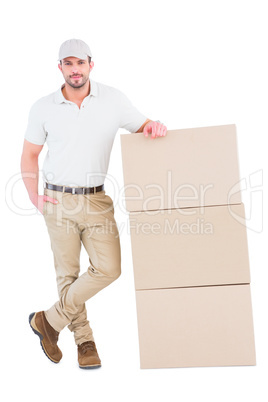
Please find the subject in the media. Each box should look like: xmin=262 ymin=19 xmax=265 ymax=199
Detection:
xmin=58 ymin=57 xmax=93 ymax=89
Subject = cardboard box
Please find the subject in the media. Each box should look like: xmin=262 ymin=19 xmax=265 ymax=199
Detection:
xmin=136 ymin=284 xmax=256 ymax=368
xmin=120 ymin=124 xmax=255 ymax=369
xmin=130 ymin=203 xmax=250 ymax=289
xmin=120 ymin=124 xmax=241 ymax=212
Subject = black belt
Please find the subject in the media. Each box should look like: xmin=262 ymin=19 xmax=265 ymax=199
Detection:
xmin=45 ymin=182 xmax=104 ymax=195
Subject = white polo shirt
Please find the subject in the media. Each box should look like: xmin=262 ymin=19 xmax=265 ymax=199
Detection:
xmin=24 ymin=79 xmax=147 ymax=187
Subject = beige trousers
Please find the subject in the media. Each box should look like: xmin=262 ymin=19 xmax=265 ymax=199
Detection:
xmin=42 ymin=187 xmax=121 ymax=345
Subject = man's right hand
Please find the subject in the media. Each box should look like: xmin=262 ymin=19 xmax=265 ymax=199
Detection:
xmin=30 ymin=194 xmax=59 ymax=215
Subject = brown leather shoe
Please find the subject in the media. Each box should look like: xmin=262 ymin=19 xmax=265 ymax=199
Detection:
xmin=78 ymin=341 xmax=101 ymax=369
xmin=29 ymin=311 xmax=62 ymax=363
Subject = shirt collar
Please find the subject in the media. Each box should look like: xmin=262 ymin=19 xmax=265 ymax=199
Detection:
xmin=54 ymin=79 xmax=98 ymax=104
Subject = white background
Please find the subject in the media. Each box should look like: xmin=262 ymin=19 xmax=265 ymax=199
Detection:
xmin=1 ymin=0 xmax=267 ymax=400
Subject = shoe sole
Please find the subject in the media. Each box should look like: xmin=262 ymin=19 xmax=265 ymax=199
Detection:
xmin=79 ymin=364 xmax=102 ymax=370
xmin=29 ymin=312 xmax=60 ymax=364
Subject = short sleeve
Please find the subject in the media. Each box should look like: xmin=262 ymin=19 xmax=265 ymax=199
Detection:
xmin=24 ymin=101 xmax=47 ymax=145
xmin=118 ymin=91 xmax=148 ymax=133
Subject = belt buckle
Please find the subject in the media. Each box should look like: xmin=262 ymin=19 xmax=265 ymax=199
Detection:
xmin=94 ymin=186 xmax=96 ymax=194
xmin=82 ymin=187 xmax=85 ymax=195
xmin=72 ymin=187 xmax=76 ymax=195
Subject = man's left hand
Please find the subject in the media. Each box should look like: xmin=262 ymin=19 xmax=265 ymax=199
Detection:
xmin=143 ymin=121 xmax=167 ymax=139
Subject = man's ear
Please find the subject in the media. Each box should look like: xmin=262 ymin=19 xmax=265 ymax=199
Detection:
xmin=89 ymin=61 xmax=94 ymax=72
xmin=58 ymin=63 xmax=63 ymax=73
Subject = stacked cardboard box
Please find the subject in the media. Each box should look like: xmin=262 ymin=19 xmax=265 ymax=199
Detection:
xmin=120 ymin=124 xmax=256 ymax=369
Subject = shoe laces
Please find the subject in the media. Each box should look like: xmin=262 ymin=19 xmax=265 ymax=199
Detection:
xmin=80 ymin=341 xmax=96 ymax=354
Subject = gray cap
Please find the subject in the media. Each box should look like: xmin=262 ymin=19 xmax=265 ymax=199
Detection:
xmin=58 ymin=38 xmax=92 ymax=61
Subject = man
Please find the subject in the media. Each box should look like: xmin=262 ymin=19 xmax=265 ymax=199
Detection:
xmin=21 ymin=38 xmax=167 ymax=369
